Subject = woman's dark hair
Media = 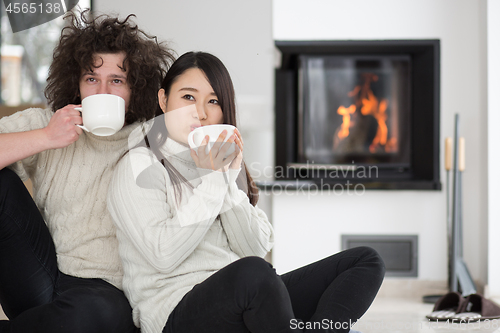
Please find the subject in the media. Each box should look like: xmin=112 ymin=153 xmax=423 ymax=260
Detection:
xmin=147 ymin=51 xmax=259 ymax=206
xmin=45 ymin=9 xmax=175 ymax=124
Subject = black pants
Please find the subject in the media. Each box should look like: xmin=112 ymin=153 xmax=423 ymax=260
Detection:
xmin=0 ymin=168 xmax=137 ymax=333
xmin=164 ymin=248 xmax=385 ymax=332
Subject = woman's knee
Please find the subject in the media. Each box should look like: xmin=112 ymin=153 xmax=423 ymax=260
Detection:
xmin=226 ymin=257 xmax=289 ymax=312
xmin=230 ymin=257 xmax=284 ymax=293
xmin=231 ymin=257 xmax=276 ymax=280
xmin=354 ymin=246 xmax=386 ymax=279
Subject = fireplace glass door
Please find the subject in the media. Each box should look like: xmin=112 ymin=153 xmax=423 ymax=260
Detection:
xmin=298 ymin=55 xmax=411 ymax=168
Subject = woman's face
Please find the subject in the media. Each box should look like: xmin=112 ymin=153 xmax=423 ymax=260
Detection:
xmin=158 ymin=68 xmax=223 ymax=145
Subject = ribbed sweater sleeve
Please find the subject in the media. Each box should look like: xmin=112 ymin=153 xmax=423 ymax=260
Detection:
xmin=219 ymin=172 xmax=274 ymax=258
xmin=0 ymin=108 xmax=50 ymax=180
xmin=107 ymin=147 xmax=230 ymax=274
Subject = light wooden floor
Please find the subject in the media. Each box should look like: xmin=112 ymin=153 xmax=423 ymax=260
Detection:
xmin=2 ymin=287 xmax=499 ymax=333
xmin=354 ymin=296 xmax=500 ymax=333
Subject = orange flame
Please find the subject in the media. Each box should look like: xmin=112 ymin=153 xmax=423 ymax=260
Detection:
xmin=337 ymin=104 xmax=356 ymax=139
xmin=364 ymin=97 xmax=388 ymax=152
xmin=335 ymin=73 xmax=397 ymax=153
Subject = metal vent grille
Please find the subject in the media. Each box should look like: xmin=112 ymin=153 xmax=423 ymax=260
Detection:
xmin=341 ymin=235 xmax=418 ymax=277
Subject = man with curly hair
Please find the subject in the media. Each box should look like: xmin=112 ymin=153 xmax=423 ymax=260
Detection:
xmin=0 ymin=9 xmax=174 ymax=333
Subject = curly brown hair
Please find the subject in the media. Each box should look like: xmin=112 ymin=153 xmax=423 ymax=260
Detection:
xmin=45 ymin=9 xmax=175 ymax=124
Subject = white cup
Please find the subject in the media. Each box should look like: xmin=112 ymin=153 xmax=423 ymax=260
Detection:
xmin=75 ymin=94 xmax=125 ymax=136
xmin=187 ymin=124 xmax=236 ymax=157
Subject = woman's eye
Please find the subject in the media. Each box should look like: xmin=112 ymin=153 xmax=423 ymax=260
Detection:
xmin=182 ymin=94 xmax=195 ymax=101
xmin=209 ymin=99 xmax=219 ymax=105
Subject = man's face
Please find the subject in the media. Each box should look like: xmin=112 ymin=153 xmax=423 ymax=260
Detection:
xmin=79 ymin=52 xmax=131 ymax=111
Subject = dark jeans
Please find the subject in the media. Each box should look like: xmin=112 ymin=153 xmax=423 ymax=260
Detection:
xmin=0 ymin=168 xmax=137 ymax=333
xmin=164 ymin=249 xmax=385 ymax=332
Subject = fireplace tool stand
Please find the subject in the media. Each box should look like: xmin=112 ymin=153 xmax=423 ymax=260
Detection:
xmin=423 ymin=114 xmax=476 ymax=304
xmin=448 ymin=113 xmax=476 ymax=296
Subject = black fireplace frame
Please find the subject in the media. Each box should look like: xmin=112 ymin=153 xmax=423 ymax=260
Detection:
xmin=274 ymin=40 xmax=441 ymax=190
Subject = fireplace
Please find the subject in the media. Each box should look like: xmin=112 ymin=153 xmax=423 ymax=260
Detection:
xmin=274 ymin=40 xmax=440 ymax=190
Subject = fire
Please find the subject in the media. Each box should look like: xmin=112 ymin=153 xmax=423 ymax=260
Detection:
xmin=362 ymin=92 xmax=388 ymax=152
xmin=335 ymin=73 xmax=396 ymax=153
xmin=337 ymin=104 xmax=356 ymax=139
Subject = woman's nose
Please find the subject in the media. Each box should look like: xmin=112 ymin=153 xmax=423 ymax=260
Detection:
xmin=196 ymin=105 xmax=207 ymax=120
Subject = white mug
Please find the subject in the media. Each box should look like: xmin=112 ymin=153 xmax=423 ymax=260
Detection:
xmin=76 ymin=94 xmax=125 ymax=136
xmin=187 ymin=124 xmax=236 ymax=157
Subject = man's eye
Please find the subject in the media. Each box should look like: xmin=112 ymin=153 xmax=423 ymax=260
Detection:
xmin=113 ymin=79 xmax=123 ymax=84
xmin=86 ymin=78 xmax=96 ymax=82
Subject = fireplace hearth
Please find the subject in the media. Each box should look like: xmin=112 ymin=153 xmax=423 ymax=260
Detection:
xmin=273 ymin=40 xmax=441 ymax=190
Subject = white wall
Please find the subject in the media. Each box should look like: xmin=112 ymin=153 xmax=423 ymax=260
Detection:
xmin=272 ymin=0 xmax=488 ymax=284
xmin=488 ymin=0 xmax=500 ymax=297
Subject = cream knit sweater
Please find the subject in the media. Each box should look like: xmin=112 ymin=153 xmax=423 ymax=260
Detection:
xmin=0 ymin=107 xmax=141 ymax=289
xmin=107 ymin=135 xmax=274 ymax=333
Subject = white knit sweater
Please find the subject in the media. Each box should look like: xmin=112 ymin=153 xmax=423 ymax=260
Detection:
xmin=0 ymin=107 xmax=141 ymax=289
xmin=107 ymin=135 xmax=274 ymax=333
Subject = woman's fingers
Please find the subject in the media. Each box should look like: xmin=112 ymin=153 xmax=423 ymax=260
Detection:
xmin=229 ymin=144 xmax=243 ymax=170
xmin=190 ymin=148 xmax=200 ymax=165
xmin=234 ymin=128 xmax=244 ymax=151
xmin=196 ymin=136 xmax=210 ymax=158
xmin=211 ymin=130 xmax=228 ymax=154
xmin=191 ymin=130 xmax=242 ymax=171
xmin=217 ymin=134 xmax=235 ymax=156
xmin=192 ymin=134 xmax=230 ymax=171
xmin=235 ymin=135 xmax=243 ymax=152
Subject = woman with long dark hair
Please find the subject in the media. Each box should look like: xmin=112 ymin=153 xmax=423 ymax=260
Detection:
xmin=108 ymin=51 xmax=385 ymax=333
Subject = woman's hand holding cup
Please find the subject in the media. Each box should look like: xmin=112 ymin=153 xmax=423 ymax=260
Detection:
xmin=229 ymin=128 xmax=243 ymax=170
xmin=188 ymin=124 xmax=242 ymax=172
xmin=190 ymin=129 xmax=239 ymax=172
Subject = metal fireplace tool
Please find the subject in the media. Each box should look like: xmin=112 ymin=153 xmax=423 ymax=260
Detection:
xmin=448 ymin=114 xmax=476 ymax=296
xmin=423 ymin=113 xmax=476 ymax=304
